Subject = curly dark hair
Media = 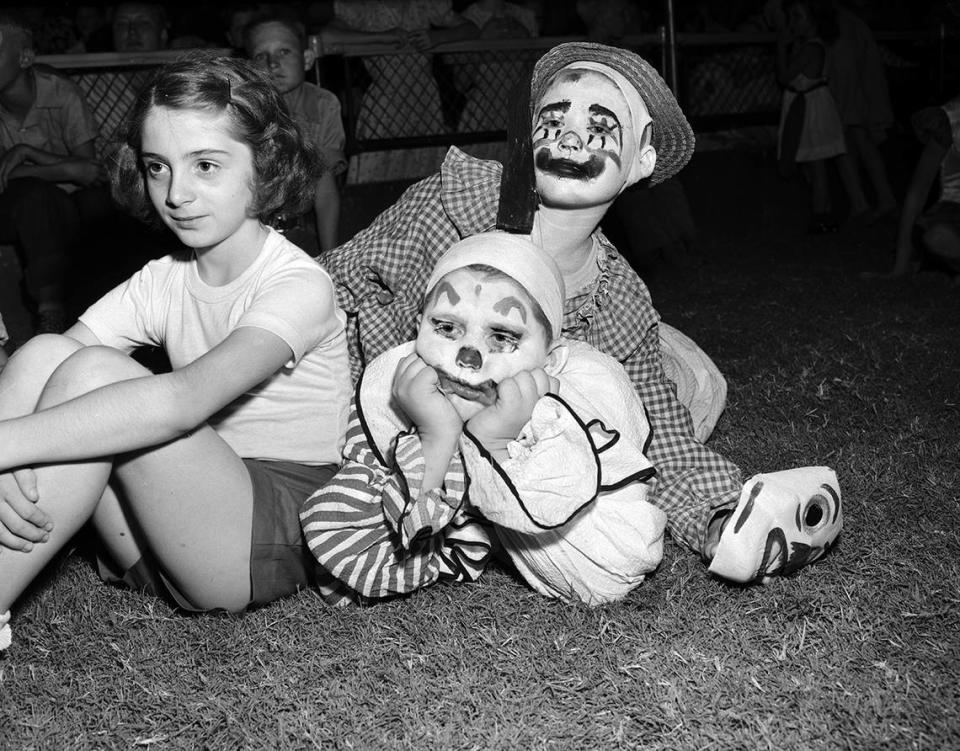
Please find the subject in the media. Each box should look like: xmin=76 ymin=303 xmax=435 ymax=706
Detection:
xmin=109 ymin=52 xmax=323 ymax=226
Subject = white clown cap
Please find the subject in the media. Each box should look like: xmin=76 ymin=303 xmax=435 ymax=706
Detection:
xmin=425 ymin=232 xmax=566 ymax=339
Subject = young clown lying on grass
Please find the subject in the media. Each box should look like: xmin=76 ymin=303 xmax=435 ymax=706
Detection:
xmin=300 ymin=232 xmax=668 ymax=605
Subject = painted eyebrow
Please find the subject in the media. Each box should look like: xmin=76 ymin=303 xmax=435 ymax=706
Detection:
xmin=433 ymin=280 xmax=462 ymax=306
xmin=589 ymin=104 xmax=622 ymax=129
xmin=493 ymin=295 xmax=528 ymax=323
xmin=537 ymin=101 xmax=571 ymax=119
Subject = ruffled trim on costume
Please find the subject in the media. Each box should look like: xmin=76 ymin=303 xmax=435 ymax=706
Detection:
xmin=562 ymin=232 xmax=658 ymax=365
xmin=563 ymin=235 xmax=611 ymax=335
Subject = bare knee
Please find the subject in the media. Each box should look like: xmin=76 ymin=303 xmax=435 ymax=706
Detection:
xmin=7 ymin=333 xmax=85 ymax=373
xmin=1 ymin=334 xmax=87 ymax=406
xmin=40 ymin=346 xmax=150 ymax=406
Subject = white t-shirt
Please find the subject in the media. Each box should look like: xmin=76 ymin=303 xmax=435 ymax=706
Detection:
xmin=79 ymin=228 xmax=351 ymax=465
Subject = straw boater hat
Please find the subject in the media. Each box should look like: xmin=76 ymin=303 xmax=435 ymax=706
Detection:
xmin=497 ymin=42 xmax=695 ymax=231
xmin=530 ymin=42 xmax=695 ymax=187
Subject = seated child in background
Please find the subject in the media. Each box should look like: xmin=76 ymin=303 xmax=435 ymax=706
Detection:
xmin=0 ymin=11 xmax=106 ymax=335
xmin=300 ymin=231 xmax=667 ymax=606
xmin=245 ymin=13 xmax=347 ymax=253
xmin=872 ymin=94 xmax=960 ymax=279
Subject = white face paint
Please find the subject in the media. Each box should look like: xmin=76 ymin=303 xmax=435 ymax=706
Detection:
xmin=416 ymin=267 xmax=551 ymax=420
xmin=708 ymin=467 xmax=843 ymax=583
xmin=532 ymin=68 xmax=649 ymax=209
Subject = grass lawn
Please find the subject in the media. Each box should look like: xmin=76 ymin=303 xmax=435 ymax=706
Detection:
xmin=1 ymin=151 xmax=958 ymax=749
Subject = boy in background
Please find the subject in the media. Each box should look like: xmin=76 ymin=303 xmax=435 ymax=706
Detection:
xmin=111 ymin=2 xmax=168 ymax=52
xmin=245 ymin=14 xmax=346 ymax=253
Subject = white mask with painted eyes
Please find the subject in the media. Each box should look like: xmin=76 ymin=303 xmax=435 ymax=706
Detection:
xmin=708 ymin=466 xmax=843 ymax=583
xmin=532 ymin=67 xmax=653 ymax=209
xmin=416 ymin=267 xmax=552 ymax=421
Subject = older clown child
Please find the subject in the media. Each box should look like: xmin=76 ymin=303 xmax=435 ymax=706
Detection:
xmin=318 ymin=41 xmax=844 ymax=586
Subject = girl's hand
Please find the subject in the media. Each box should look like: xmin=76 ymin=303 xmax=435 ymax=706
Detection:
xmin=0 ymin=469 xmax=52 ymax=551
xmin=392 ymin=353 xmax=463 ymax=444
xmin=466 ymin=368 xmax=557 ymax=457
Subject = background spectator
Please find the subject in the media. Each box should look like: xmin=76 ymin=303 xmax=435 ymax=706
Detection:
xmin=111 ymin=2 xmax=168 ymax=53
xmin=73 ymin=4 xmax=113 ymax=53
xmin=828 ymin=1 xmax=899 ymax=223
xmin=245 ymin=13 xmax=347 ymax=253
xmin=319 ymin=0 xmax=478 ymax=182
xmin=0 ymin=11 xmax=105 ymax=334
xmin=866 ymin=95 xmax=960 ymax=279
xmin=775 ymin=0 xmax=847 ymax=233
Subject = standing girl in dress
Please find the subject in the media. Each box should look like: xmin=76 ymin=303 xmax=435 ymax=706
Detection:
xmin=0 ymin=55 xmax=352 ymax=650
xmin=776 ymin=0 xmax=847 ymax=233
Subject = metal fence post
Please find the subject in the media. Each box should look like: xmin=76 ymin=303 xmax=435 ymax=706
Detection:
xmin=664 ymin=0 xmax=678 ymax=94
xmin=939 ymin=21 xmax=945 ymax=99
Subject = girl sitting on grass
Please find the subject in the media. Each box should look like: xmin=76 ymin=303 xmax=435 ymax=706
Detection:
xmin=0 ymin=54 xmax=352 ymax=651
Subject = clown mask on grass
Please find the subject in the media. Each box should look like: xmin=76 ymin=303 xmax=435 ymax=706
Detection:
xmin=532 ymin=63 xmax=657 ymax=209
xmin=415 ymin=233 xmax=566 ymax=421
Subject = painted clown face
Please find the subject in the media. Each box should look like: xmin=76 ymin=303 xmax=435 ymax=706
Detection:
xmin=708 ymin=467 xmax=843 ymax=584
xmin=416 ymin=266 xmax=552 ymax=420
xmin=532 ymin=68 xmax=650 ymax=209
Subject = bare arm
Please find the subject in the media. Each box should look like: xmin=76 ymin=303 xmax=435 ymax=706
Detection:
xmin=0 ymin=326 xmax=293 ymax=471
xmin=313 ymin=171 xmax=341 ymax=254
xmin=318 ymin=21 xmax=406 ymax=51
xmin=0 ymin=141 xmax=105 ymax=192
xmin=890 ymin=140 xmax=944 ymax=276
xmin=407 ymin=21 xmax=479 ymax=51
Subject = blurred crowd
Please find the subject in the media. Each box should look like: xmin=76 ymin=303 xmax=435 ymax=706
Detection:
xmin=1 ymin=0 xmax=958 ymax=363
xmin=12 ymin=0 xmax=957 ymax=56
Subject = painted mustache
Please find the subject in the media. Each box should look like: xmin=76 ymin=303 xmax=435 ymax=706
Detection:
xmin=435 ymin=369 xmax=498 ymax=406
xmin=535 ymin=150 xmax=607 ymax=180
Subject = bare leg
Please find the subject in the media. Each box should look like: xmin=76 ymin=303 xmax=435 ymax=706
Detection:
xmin=0 ymin=346 xmax=256 ymax=616
xmin=836 ymin=143 xmax=870 ymax=217
xmin=850 ymin=125 xmax=897 ymax=214
xmin=804 ymin=160 xmax=831 ymax=217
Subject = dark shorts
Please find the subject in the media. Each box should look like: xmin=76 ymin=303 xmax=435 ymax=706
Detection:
xmin=918 ymin=200 xmax=960 ymax=235
xmin=97 ymin=459 xmax=337 ymax=612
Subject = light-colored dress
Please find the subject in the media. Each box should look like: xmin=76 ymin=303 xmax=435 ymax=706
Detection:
xmin=334 ymin=0 xmax=463 ymax=183
xmin=778 ymin=41 xmax=846 ymax=163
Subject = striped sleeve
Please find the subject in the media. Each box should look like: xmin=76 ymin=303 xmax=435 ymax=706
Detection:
xmin=299 ymin=401 xmax=492 ymax=600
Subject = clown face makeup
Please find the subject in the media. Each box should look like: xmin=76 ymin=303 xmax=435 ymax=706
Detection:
xmin=416 ymin=267 xmax=552 ymax=420
xmin=532 ymin=68 xmax=650 ymax=209
xmin=708 ymin=467 xmax=843 ymax=584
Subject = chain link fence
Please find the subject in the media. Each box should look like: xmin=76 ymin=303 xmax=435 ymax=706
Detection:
xmin=37 ymin=31 xmax=954 ymax=183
